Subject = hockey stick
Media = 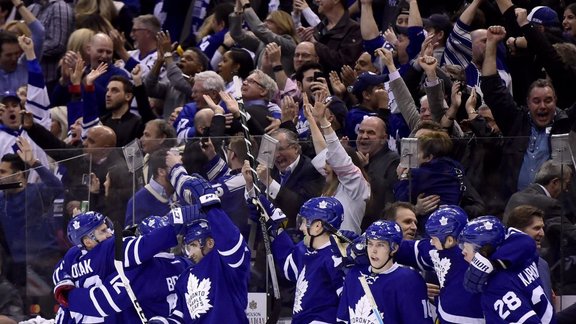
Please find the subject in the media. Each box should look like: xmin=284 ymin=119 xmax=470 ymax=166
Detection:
xmin=113 ymin=220 xmax=148 ymax=323
xmin=358 ymin=275 xmax=384 ymax=324
xmin=235 ymin=92 xmax=282 ymax=323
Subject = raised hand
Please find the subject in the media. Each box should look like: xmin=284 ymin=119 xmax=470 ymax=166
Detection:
xmin=328 ymin=71 xmax=346 ymax=97
xmin=241 ymin=160 xmax=254 ymax=191
xmin=219 ymin=91 xmax=240 ymax=117
xmin=340 ymin=65 xmax=357 ymax=87
xmin=374 ymin=88 xmax=389 ymax=109
xmin=297 ymin=26 xmax=315 ymax=42
xmin=313 ymin=90 xmax=329 ymax=123
xmin=418 ymin=55 xmax=438 ymax=76
xmin=515 ymin=8 xmax=529 ymax=27
xmin=265 ymin=42 xmax=282 ymax=66
xmin=486 ymin=25 xmax=507 ymax=44
xmin=17 ymin=35 xmax=34 ymax=55
xmin=156 ymin=31 xmax=173 ymax=57
xmin=375 ymin=47 xmax=394 ymax=69
xmin=85 ymin=62 xmax=108 ymax=86
xmin=203 ymin=94 xmax=225 ymax=114
xmin=419 ymin=32 xmax=437 ymax=58
xmin=15 ymin=136 xmax=35 ymax=166
xmin=466 ymin=87 xmax=478 ymax=113
xmin=293 ymin=0 xmax=309 ymax=11
xmin=383 ymin=27 xmax=398 ymax=47
xmin=280 ymin=95 xmax=298 ymax=123
xmin=450 ymin=81 xmax=463 ymax=109
xmin=131 ymin=64 xmax=143 ymax=86
xmin=70 ymin=56 xmax=86 ymax=86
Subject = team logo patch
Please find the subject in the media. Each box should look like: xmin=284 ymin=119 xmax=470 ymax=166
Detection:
xmin=185 ymin=274 xmax=213 ymax=319
xmin=294 ymin=266 xmax=309 ymax=314
xmin=349 ymin=294 xmax=382 ymax=324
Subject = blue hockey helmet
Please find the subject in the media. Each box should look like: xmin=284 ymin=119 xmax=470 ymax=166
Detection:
xmin=425 ymin=205 xmax=469 ymax=244
xmin=459 ymin=216 xmax=505 ymax=250
xmin=137 ymin=216 xmax=169 ymax=236
xmin=365 ymin=220 xmax=403 ymax=250
xmin=298 ymin=197 xmax=344 ymax=230
xmin=67 ymin=211 xmax=113 ymax=248
xmin=183 ymin=219 xmax=212 ymax=245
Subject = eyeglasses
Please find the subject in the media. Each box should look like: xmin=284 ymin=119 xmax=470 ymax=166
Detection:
xmin=244 ymin=78 xmax=265 ymax=89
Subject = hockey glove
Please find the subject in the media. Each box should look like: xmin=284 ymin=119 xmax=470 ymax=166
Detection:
xmin=463 ymin=252 xmax=494 ymax=293
xmin=54 ymin=276 xmax=75 ymax=307
xmin=247 ymin=195 xmax=287 ymax=238
xmin=346 ymin=234 xmax=369 ymax=266
xmin=186 ymin=173 xmax=220 ymax=208
xmin=167 ymin=205 xmax=201 ymax=233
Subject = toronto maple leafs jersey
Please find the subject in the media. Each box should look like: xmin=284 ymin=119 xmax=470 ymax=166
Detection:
xmin=271 ymin=231 xmax=345 ymax=323
xmin=481 ymin=260 xmax=556 ymax=323
xmin=480 ymin=228 xmax=556 ymax=323
xmin=396 ymin=240 xmax=484 ymax=323
xmin=167 ymin=207 xmax=251 ymax=323
xmin=64 ymin=253 xmax=190 ymax=322
xmin=337 ymin=263 xmax=433 ymax=324
xmin=53 ymin=226 xmax=179 ymax=323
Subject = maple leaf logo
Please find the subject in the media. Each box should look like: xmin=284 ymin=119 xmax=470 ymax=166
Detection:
xmin=73 ymin=221 xmax=80 ymax=230
xmin=484 ymin=222 xmax=493 ymax=230
xmin=430 ymin=250 xmax=451 ymax=288
xmin=439 ymin=216 xmax=448 ymax=226
xmin=348 ymin=294 xmax=380 ymax=324
xmin=293 ymin=266 xmax=308 ymax=314
xmin=318 ymin=200 xmax=328 ymax=209
xmin=185 ymin=274 xmax=213 ymax=319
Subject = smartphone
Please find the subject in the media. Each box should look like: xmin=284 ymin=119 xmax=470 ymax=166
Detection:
xmin=313 ymin=71 xmax=323 ymax=82
xmin=400 ymin=137 xmax=419 ymax=169
xmin=81 ymin=174 xmax=90 ymax=186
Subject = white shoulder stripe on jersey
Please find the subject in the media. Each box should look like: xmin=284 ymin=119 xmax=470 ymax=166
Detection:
xmin=512 ymin=310 xmax=537 ymax=324
xmin=123 ymin=237 xmax=136 ymax=267
xmin=438 ymin=300 xmax=484 ymax=323
xmin=228 ymin=251 xmax=246 ymax=268
xmin=89 ymin=287 xmax=108 ymax=317
xmin=133 ymin=236 xmax=143 ymax=265
xmin=283 ymin=254 xmax=298 ymax=280
xmin=218 ymin=235 xmax=243 ymax=256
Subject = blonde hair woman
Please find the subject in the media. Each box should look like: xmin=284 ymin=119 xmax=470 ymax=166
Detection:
xmin=74 ymin=0 xmax=134 ymax=43
xmin=229 ymin=0 xmax=298 ymax=75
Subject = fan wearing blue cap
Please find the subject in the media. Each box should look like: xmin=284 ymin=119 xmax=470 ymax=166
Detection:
xmin=337 ymin=220 xmax=432 ymax=323
xmin=393 ymin=206 xmax=485 ymax=323
xmin=344 ymin=71 xmax=388 ymax=142
xmin=459 ymin=216 xmax=556 ymax=323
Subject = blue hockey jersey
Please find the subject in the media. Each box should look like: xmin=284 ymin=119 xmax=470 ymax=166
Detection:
xmin=167 ymin=207 xmax=251 ymax=323
xmin=66 ymin=253 xmax=190 ymax=322
xmin=272 ymin=232 xmax=345 ymax=323
xmin=481 ymin=228 xmax=556 ymax=323
xmin=337 ymin=263 xmax=432 ymax=323
xmin=395 ymin=240 xmax=484 ymax=323
xmin=53 ymin=225 xmax=179 ymax=323
xmin=482 ymin=260 xmax=556 ymax=323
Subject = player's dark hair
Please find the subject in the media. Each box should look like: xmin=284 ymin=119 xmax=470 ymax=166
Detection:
xmin=381 ymin=201 xmax=416 ymax=221
xmin=1 ymin=153 xmax=25 ymax=173
xmin=109 ymin=75 xmax=134 ymax=94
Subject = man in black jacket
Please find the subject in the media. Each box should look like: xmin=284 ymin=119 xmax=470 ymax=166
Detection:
xmin=480 ymin=25 xmax=573 ymax=202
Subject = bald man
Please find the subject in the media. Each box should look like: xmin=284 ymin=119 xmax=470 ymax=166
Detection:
xmin=50 ymin=33 xmax=130 ymax=114
xmin=24 ymin=121 xmax=123 ymax=216
xmin=194 ymin=108 xmax=214 ymax=136
xmin=355 ymin=117 xmax=400 ymax=230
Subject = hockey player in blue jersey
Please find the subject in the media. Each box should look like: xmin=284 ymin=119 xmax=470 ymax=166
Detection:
xmin=54 ymin=216 xmax=190 ymax=322
xmin=53 ymin=211 xmax=180 ymax=323
xmin=263 ymin=196 xmax=346 ymax=323
xmin=149 ymin=173 xmax=251 ymax=324
xmin=394 ymin=206 xmax=484 ymax=323
xmin=460 ymin=216 xmax=557 ymax=323
xmin=337 ymin=220 xmax=432 ymax=323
